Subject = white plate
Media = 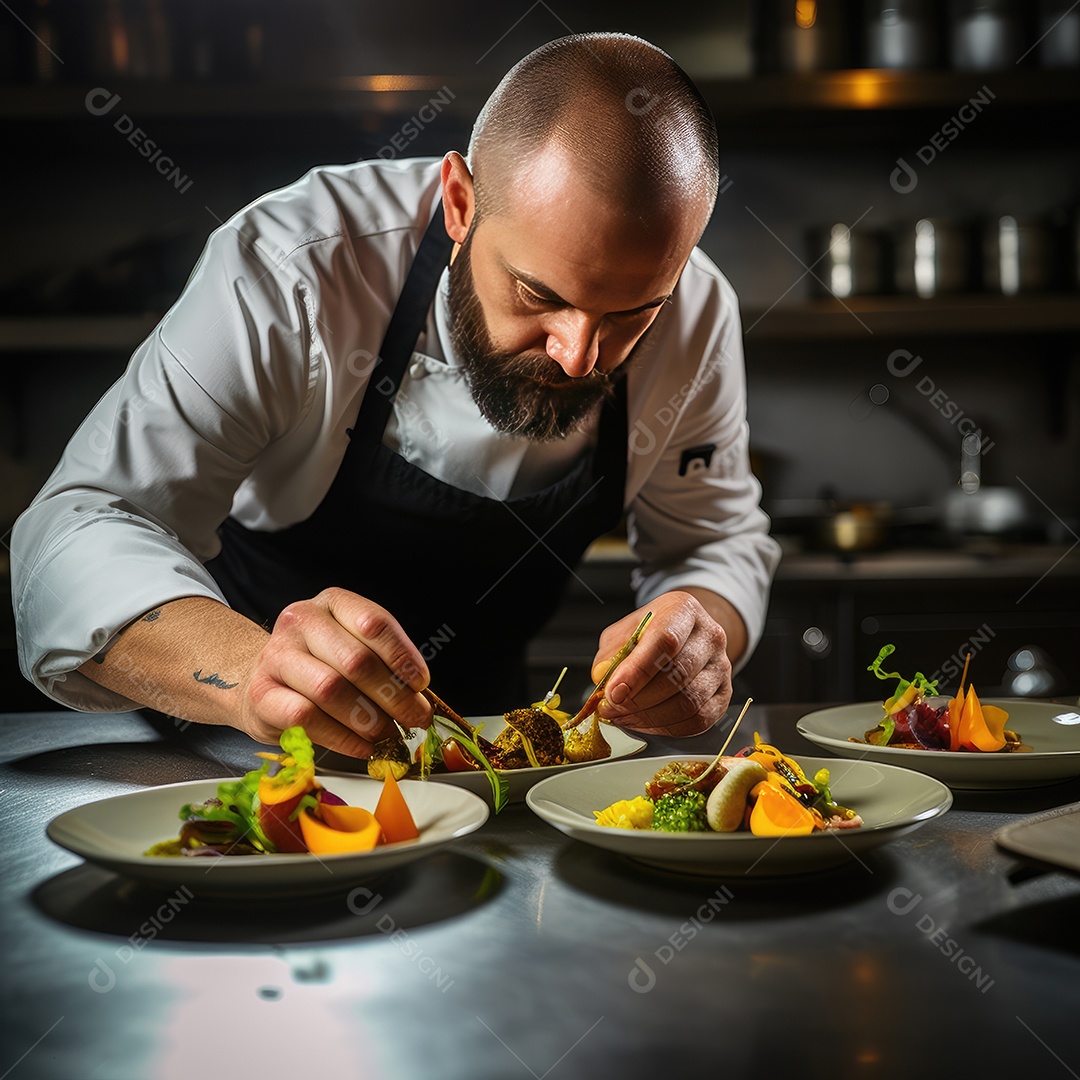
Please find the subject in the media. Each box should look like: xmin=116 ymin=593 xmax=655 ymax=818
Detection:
xmin=316 ymin=716 xmax=648 ymax=804
xmin=46 ymin=776 xmax=488 ymax=898
xmin=797 ymin=700 xmax=1080 ymax=789
xmin=525 ymin=754 xmax=951 ymax=876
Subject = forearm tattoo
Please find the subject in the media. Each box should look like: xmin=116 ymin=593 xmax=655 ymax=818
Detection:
xmin=193 ymin=670 xmax=239 ymax=690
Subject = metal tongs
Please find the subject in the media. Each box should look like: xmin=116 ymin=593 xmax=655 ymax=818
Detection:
xmin=562 ymin=611 xmax=653 ymax=730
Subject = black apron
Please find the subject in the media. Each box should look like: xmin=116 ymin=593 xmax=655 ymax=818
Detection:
xmin=206 ymin=206 xmax=628 ymax=715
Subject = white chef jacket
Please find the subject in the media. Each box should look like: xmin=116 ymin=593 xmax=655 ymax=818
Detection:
xmin=11 ymin=157 xmax=781 ymax=711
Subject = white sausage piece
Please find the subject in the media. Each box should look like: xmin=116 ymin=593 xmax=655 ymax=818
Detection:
xmin=706 ymin=758 xmax=769 ymax=832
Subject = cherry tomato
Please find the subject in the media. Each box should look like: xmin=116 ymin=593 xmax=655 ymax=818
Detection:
xmin=258 ymin=791 xmax=308 ymax=852
xmin=441 ymin=739 xmax=479 ymax=772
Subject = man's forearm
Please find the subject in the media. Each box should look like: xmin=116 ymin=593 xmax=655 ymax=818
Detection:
xmin=78 ymin=597 xmax=270 ymax=727
xmin=682 ymin=586 xmax=748 ymax=665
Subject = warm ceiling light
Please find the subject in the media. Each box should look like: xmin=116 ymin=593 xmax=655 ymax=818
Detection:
xmin=339 ymin=75 xmax=440 ymax=92
xmin=795 ymin=1 xmax=818 ymax=29
xmin=849 ymin=70 xmax=887 ymax=107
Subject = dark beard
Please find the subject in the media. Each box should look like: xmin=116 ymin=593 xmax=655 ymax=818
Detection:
xmin=446 ymin=232 xmax=616 ymax=442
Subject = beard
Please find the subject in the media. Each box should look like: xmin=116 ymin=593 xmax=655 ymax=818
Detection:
xmin=446 ymin=232 xmax=616 ymax=442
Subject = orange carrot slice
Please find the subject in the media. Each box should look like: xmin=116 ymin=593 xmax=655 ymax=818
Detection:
xmin=969 ymin=699 xmax=1008 ymax=753
xmin=958 ymin=686 xmax=1006 ymax=753
xmin=374 ymin=772 xmax=420 ymax=844
xmin=258 ymin=767 xmax=315 ymax=805
xmin=981 ymin=704 xmax=1010 ymax=741
xmin=298 ymin=805 xmax=382 ymax=854
xmin=956 ymin=685 xmax=976 ymax=749
xmin=748 ymin=780 xmax=816 ymax=837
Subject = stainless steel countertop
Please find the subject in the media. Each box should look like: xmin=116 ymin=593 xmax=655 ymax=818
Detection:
xmin=770 ymin=543 xmax=1080 ymax=581
xmin=584 ymin=536 xmax=1080 ymax=581
xmin=2 ymin=707 xmax=1079 ymax=1079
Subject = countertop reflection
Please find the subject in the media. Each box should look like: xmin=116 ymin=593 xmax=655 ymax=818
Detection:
xmin=2 ymin=705 xmax=1079 ymax=1079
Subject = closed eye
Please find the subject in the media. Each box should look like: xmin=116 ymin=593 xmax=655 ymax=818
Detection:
xmin=513 ymin=277 xmax=667 ymax=320
xmin=515 ymin=280 xmax=560 ymax=309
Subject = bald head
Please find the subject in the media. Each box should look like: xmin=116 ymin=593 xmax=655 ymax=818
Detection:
xmin=467 ymin=33 xmax=719 ymax=234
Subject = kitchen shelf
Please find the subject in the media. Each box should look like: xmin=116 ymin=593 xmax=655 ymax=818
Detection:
xmin=3 ymin=68 xmax=1077 ymax=122
xmin=0 ymin=76 xmax=473 ymax=121
xmin=742 ymin=295 xmax=1080 ymax=341
xmin=702 ymin=69 xmax=1080 ymax=115
xmin=3 ymin=296 xmax=1078 ymax=353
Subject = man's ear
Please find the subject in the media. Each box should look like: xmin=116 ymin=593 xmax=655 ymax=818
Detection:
xmin=441 ymin=152 xmax=475 ymax=244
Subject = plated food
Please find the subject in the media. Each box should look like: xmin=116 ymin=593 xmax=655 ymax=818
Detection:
xmin=527 ymin=754 xmax=952 ymax=876
xmin=857 ymin=645 xmax=1026 ymax=754
xmin=313 ymin=710 xmax=646 ymax=805
xmin=321 ymin=618 xmax=655 ymax=807
xmin=797 ymin=700 xmax=1080 ymax=789
xmin=145 ymin=726 xmax=421 ymax=857
xmin=46 ymin=773 xmax=488 ymax=898
xmin=594 ymin=735 xmax=863 ymax=837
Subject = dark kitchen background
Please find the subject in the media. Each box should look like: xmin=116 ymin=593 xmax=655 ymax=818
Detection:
xmin=2 ymin=0 xmax=1078 ymax=711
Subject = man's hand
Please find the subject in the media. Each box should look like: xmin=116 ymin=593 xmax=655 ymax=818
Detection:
xmin=240 ymin=588 xmax=433 ymax=756
xmin=592 ymin=591 xmax=735 ymax=737
xmin=79 ymin=591 xmax=432 ymax=759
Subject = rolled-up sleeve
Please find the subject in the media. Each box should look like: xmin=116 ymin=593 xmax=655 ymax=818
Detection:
xmin=10 ymin=230 xmax=311 ymax=710
xmin=626 ymin=253 xmax=781 ymax=669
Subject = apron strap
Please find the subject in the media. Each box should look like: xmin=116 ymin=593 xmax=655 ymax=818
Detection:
xmin=348 ymin=202 xmax=455 ymax=450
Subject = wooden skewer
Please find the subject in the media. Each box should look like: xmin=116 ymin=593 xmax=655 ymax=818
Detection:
xmin=563 ymin=612 xmax=654 ymax=730
xmin=422 ymin=688 xmax=476 ymax=738
xmin=689 ymin=697 xmax=754 ymax=785
xmin=957 ymin=651 xmax=972 ymax=697
xmin=717 ymin=697 xmax=753 ymax=758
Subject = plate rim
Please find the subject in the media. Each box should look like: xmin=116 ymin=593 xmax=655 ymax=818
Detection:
xmin=46 ymin=774 xmax=490 ymax=869
xmin=525 ymin=752 xmax=953 ymax=843
xmin=796 ymin=699 xmax=1080 ymax=761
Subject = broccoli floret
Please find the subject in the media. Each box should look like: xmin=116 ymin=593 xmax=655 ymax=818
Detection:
xmin=651 ymin=789 xmax=709 ymax=832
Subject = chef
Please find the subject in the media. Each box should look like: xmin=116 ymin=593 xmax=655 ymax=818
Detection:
xmin=11 ymin=32 xmax=780 ymax=757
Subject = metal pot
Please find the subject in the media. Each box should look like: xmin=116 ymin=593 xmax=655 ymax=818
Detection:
xmin=815 ymin=501 xmax=893 ymax=552
xmin=949 ymin=0 xmax=1024 ymax=71
xmin=895 ymin=218 xmax=973 ymax=298
xmin=942 ymin=486 xmax=1029 ymax=536
xmin=864 ymin=0 xmax=941 ymax=68
xmin=755 ymin=0 xmax=853 ymax=74
xmin=810 ymin=223 xmax=889 ymax=298
xmin=1039 ymin=0 xmax=1080 ymax=68
xmin=983 ymin=215 xmax=1055 ymax=295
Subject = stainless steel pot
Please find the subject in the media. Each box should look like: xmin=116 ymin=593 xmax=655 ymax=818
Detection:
xmin=949 ymin=0 xmax=1024 ymax=71
xmin=895 ymin=218 xmax=974 ymax=297
xmin=983 ymin=215 xmax=1055 ymax=295
xmin=755 ymin=0 xmax=853 ymax=73
xmin=1039 ymin=0 xmax=1080 ymax=68
xmin=810 ymin=224 xmax=888 ymax=298
xmin=942 ymin=486 xmax=1029 ymax=536
xmin=816 ymin=502 xmax=892 ymax=552
xmin=864 ymin=0 xmax=940 ymax=68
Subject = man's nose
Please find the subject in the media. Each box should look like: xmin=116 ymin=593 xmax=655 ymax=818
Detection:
xmin=545 ymin=313 xmax=601 ymax=378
